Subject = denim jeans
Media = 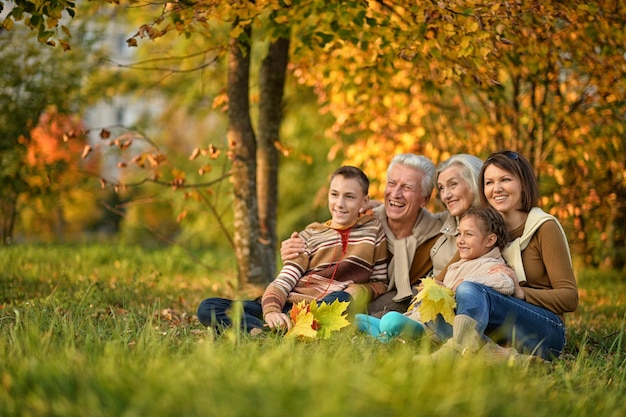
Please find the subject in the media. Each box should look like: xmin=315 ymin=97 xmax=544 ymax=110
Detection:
xmin=197 ymin=291 xmax=353 ymax=332
xmin=450 ymin=281 xmax=566 ymax=360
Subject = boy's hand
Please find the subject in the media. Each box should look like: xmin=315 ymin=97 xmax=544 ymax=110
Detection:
xmin=264 ymin=312 xmax=293 ymax=330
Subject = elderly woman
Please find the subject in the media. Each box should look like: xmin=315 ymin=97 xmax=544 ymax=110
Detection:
xmin=430 ymin=154 xmax=484 ymax=276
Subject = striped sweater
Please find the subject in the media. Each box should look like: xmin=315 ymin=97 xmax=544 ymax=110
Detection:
xmin=262 ymin=214 xmax=388 ymax=316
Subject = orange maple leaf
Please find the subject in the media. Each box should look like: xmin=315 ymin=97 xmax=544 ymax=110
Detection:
xmin=286 ymin=301 xmax=319 ymax=339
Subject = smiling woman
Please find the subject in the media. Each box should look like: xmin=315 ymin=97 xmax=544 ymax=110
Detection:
xmin=430 ymin=154 xmax=484 ymax=276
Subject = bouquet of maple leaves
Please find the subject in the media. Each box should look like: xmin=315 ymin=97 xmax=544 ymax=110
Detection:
xmin=409 ymin=278 xmax=456 ymax=325
xmin=285 ymin=299 xmax=351 ymax=339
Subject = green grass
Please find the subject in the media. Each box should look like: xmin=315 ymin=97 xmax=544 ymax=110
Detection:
xmin=1 ymin=244 xmax=625 ymax=417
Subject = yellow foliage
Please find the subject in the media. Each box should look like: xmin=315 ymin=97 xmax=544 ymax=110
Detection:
xmin=465 ymin=20 xmax=479 ymax=33
xmin=413 ymin=278 xmax=456 ymax=325
xmin=285 ymin=299 xmax=350 ymax=340
xmin=310 ymin=299 xmax=351 ymax=339
xmin=286 ymin=303 xmax=318 ymax=339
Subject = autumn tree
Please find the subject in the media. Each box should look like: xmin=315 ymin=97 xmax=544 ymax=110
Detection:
xmin=119 ymin=4 xmax=292 ymax=286
xmin=0 ymin=1 xmax=554 ymax=270
xmin=6 ymin=0 xmax=625 ymax=271
xmin=22 ymin=107 xmax=102 ymax=239
xmin=292 ymin=1 xmax=626 ymax=268
xmin=93 ymin=0 xmax=527 ymax=285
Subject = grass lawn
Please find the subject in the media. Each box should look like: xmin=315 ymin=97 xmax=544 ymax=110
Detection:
xmin=1 ymin=243 xmax=625 ymax=417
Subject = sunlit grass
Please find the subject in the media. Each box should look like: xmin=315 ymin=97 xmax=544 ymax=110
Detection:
xmin=1 ymin=244 xmax=625 ymax=417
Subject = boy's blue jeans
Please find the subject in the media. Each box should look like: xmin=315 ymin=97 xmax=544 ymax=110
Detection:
xmin=197 ymin=291 xmax=352 ymax=332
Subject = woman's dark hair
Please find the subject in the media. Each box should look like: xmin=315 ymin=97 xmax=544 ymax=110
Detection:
xmin=460 ymin=206 xmax=509 ymax=250
xmin=478 ymin=150 xmax=540 ymax=213
xmin=331 ymin=166 xmax=370 ymax=196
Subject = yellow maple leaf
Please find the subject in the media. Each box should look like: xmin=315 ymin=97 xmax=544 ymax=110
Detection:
xmin=310 ymin=299 xmax=351 ymax=339
xmin=285 ymin=301 xmax=318 ymax=339
xmin=414 ymin=278 xmax=456 ymax=325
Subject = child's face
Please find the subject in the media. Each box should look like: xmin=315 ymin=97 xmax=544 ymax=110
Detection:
xmin=456 ymin=215 xmax=497 ymax=260
xmin=328 ymin=175 xmax=369 ymax=228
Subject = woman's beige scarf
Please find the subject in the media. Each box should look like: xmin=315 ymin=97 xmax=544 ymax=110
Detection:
xmin=502 ymin=207 xmax=571 ymax=284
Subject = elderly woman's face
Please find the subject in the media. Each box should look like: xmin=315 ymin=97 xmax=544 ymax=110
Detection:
xmin=437 ymin=165 xmax=475 ymax=217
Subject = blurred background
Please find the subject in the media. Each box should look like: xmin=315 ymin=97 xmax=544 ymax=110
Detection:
xmin=1 ymin=1 xmax=625 ymax=277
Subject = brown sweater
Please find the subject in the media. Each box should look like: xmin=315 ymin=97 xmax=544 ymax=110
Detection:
xmin=510 ymin=220 xmax=578 ymax=319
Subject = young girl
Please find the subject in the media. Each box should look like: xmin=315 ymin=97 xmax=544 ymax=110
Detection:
xmin=356 ymin=206 xmax=515 ymax=342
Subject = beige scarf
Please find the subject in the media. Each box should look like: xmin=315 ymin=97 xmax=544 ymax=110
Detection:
xmin=502 ymin=207 xmax=571 ymax=284
xmin=375 ymin=205 xmax=442 ymax=301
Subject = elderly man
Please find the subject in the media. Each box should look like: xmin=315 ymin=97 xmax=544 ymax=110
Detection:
xmin=281 ymin=154 xmax=443 ymax=317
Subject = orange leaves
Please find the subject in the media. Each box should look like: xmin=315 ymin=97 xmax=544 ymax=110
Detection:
xmin=188 ymin=144 xmax=221 ymax=161
xmin=286 ymin=299 xmax=351 ymax=340
xmin=189 ymin=148 xmax=201 ymax=161
xmin=189 ymin=146 xmax=222 ymax=176
xmin=81 ymin=145 xmax=92 ymax=159
xmin=130 ymin=152 xmax=166 ymax=169
xmin=27 ymin=108 xmax=87 ymax=166
xmin=287 ymin=302 xmax=319 ymax=339
xmin=273 ymin=141 xmax=292 ymax=157
xmin=176 ymin=210 xmax=188 ymax=223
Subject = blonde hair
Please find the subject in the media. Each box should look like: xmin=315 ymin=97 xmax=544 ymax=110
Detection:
xmin=436 ymin=154 xmax=483 ymax=208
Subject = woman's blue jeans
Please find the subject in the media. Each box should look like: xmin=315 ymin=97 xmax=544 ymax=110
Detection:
xmin=197 ymin=291 xmax=353 ymax=332
xmin=446 ymin=281 xmax=567 ymax=360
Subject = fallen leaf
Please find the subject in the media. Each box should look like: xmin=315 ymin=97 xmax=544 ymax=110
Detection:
xmin=414 ymin=278 xmax=456 ymax=324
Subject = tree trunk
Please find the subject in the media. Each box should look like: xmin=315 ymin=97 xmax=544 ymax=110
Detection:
xmin=0 ymin=188 xmax=17 ymax=245
xmin=227 ymin=25 xmax=265 ymax=286
xmin=257 ymin=36 xmax=290 ymax=283
xmin=600 ymin=196 xmax=617 ymax=270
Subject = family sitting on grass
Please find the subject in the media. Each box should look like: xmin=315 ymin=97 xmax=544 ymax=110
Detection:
xmin=197 ymin=151 xmax=578 ymax=365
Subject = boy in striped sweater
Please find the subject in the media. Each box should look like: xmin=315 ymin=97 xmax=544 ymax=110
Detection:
xmin=197 ymin=166 xmax=388 ymax=333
